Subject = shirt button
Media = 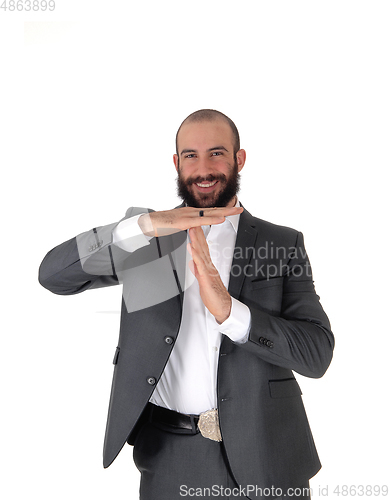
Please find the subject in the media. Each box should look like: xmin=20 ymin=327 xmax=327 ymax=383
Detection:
xmin=147 ymin=377 xmax=156 ymax=385
xmin=164 ymin=336 xmax=174 ymax=345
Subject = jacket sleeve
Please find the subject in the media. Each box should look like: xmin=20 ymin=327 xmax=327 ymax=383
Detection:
xmin=238 ymin=231 xmax=334 ymax=379
xmin=38 ymin=207 xmax=158 ymax=295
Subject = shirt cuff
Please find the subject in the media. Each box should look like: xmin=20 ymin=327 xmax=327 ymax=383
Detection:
xmin=217 ymin=297 xmax=251 ymax=344
xmin=112 ymin=214 xmax=153 ymax=252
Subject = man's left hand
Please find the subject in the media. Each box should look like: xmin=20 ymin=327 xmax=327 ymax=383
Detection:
xmin=188 ymin=226 xmax=231 ymax=324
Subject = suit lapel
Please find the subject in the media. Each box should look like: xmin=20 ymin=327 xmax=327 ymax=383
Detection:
xmin=228 ymin=207 xmax=258 ymax=300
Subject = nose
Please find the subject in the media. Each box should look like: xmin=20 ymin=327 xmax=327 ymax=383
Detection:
xmin=196 ymin=156 xmax=215 ymax=179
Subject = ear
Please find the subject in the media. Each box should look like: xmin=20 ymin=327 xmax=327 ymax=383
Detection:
xmin=173 ymin=154 xmax=179 ymax=173
xmin=236 ymin=149 xmax=246 ymax=172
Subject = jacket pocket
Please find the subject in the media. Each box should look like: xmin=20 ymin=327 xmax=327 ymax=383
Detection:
xmin=269 ymin=377 xmax=302 ymax=398
xmin=241 ymin=276 xmax=284 ymax=315
xmin=251 ymin=276 xmax=284 ymax=290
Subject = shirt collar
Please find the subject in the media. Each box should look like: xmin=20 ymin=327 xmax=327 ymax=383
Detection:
xmin=225 ymin=198 xmax=241 ymax=234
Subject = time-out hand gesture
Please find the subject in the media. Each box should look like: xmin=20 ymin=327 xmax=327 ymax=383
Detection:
xmin=188 ymin=226 xmax=232 ymax=324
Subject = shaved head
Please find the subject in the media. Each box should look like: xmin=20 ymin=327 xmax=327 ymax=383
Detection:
xmin=175 ymin=109 xmax=240 ymax=157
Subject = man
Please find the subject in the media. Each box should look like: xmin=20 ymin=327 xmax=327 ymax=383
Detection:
xmin=39 ymin=110 xmax=334 ymax=500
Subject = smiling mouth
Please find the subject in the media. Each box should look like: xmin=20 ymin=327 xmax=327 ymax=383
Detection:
xmin=193 ymin=179 xmax=219 ymax=193
xmin=196 ymin=180 xmax=218 ymax=188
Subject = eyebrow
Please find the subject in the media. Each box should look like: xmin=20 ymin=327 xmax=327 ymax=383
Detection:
xmin=180 ymin=146 xmax=229 ymax=156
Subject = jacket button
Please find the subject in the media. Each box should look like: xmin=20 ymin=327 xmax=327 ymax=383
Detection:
xmin=164 ymin=336 xmax=174 ymax=345
xmin=147 ymin=377 xmax=156 ymax=385
xmin=266 ymin=340 xmax=273 ymax=347
xmin=259 ymin=337 xmax=265 ymax=344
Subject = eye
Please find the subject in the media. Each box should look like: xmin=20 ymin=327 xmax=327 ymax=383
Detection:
xmin=185 ymin=154 xmax=196 ymax=159
xmin=211 ymin=151 xmax=223 ymax=156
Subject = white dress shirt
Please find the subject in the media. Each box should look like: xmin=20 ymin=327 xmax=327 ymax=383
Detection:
xmin=112 ymin=204 xmax=251 ymax=415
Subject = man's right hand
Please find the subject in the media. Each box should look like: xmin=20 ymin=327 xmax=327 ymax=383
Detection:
xmin=138 ymin=206 xmax=243 ymax=237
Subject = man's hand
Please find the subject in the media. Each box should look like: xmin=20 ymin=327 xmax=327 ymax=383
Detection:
xmin=138 ymin=206 xmax=243 ymax=237
xmin=188 ymin=226 xmax=232 ymax=324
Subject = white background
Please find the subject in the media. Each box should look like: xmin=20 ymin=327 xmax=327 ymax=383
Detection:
xmin=1 ymin=1 xmax=389 ymax=499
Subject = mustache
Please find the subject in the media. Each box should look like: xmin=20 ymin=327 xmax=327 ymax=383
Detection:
xmin=186 ymin=173 xmax=227 ymax=185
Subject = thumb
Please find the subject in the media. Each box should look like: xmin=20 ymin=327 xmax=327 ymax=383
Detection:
xmin=188 ymin=259 xmax=198 ymax=277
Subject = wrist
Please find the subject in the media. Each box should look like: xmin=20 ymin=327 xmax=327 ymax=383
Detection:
xmin=215 ymin=296 xmax=232 ymax=325
xmin=138 ymin=213 xmax=154 ymax=237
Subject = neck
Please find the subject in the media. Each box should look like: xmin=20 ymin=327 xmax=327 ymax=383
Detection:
xmin=226 ymin=196 xmax=237 ymax=208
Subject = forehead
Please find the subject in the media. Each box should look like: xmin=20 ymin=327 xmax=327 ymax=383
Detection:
xmin=177 ymin=119 xmax=234 ymax=152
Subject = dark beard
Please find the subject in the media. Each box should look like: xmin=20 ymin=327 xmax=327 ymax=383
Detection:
xmin=176 ymin=163 xmax=240 ymax=208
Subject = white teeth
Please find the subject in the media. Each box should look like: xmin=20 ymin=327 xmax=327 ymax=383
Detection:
xmin=196 ymin=180 xmax=217 ymax=188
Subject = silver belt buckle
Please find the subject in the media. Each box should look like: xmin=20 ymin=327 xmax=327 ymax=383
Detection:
xmin=198 ymin=408 xmax=222 ymax=442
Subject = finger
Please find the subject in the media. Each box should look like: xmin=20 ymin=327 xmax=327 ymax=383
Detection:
xmin=188 ymin=258 xmax=197 ymax=278
xmin=188 ymin=225 xmax=204 ymax=239
xmin=191 ymin=206 xmax=243 ymax=227
xmin=180 ymin=206 xmax=242 ymax=217
xmin=187 ymin=237 xmax=207 ymax=265
xmin=189 ymin=244 xmax=208 ymax=277
xmin=187 ymin=216 xmax=225 ymax=228
xmin=190 ymin=245 xmax=219 ymax=278
xmin=193 ymin=206 xmax=243 ymax=217
xmin=189 ymin=227 xmax=209 ymax=254
xmin=195 ymin=228 xmax=211 ymax=256
xmin=189 ymin=231 xmax=218 ymax=277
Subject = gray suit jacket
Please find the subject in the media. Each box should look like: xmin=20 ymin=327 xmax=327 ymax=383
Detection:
xmin=39 ymin=205 xmax=334 ymax=493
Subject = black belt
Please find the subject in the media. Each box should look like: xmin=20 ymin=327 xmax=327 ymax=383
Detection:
xmin=148 ymin=403 xmax=200 ymax=434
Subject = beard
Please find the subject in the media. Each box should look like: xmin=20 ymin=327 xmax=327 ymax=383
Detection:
xmin=176 ymin=161 xmax=241 ymax=209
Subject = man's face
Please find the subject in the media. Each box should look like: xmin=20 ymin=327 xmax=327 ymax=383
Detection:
xmin=174 ymin=119 xmax=246 ymax=208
